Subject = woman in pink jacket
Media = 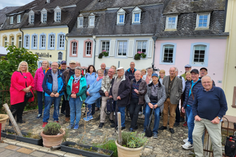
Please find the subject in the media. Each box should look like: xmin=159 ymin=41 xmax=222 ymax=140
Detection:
xmin=10 ymin=61 xmax=34 ymax=124
xmin=34 ymin=61 xmax=50 ymax=118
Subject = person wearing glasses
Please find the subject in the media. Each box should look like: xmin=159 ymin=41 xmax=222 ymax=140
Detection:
xmin=10 ymin=61 xmax=34 ymax=124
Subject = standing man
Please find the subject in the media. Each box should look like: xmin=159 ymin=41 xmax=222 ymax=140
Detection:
xmin=42 ymin=62 xmax=65 ymax=127
xmin=199 ymin=67 xmax=215 ymax=86
xmin=60 ymin=60 xmax=67 ymax=115
xmin=181 ymin=69 xmax=202 ymax=150
xmin=129 ymin=71 xmax=147 ymax=132
xmin=192 ymin=76 xmax=227 ymax=157
xmin=101 ymin=63 xmax=108 ymax=76
xmin=98 ymin=68 xmax=116 ymax=128
xmin=109 ymin=67 xmax=131 ymax=130
xmin=174 ymin=68 xmax=185 ymax=127
xmin=63 ymin=60 xmax=76 ymax=122
xmin=125 ymin=62 xmax=136 ymax=81
xmin=181 ymin=64 xmax=192 ymax=80
xmin=159 ymin=67 xmax=182 ymax=133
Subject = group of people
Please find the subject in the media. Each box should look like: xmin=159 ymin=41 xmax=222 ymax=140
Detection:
xmin=10 ymin=60 xmax=227 ymax=157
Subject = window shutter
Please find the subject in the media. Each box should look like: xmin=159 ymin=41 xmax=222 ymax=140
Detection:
xmin=109 ymin=40 xmax=115 ymax=56
xmin=127 ymin=40 xmax=133 ymax=58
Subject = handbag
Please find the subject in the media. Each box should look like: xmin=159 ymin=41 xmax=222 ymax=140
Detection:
xmin=99 ymin=89 xmax=105 ymax=96
xmin=105 ymin=98 xmax=114 ymax=115
xmin=145 ymin=106 xmax=154 ymax=137
xmin=20 ymin=72 xmax=33 ymax=99
xmin=225 ymin=135 xmax=236 ymax=157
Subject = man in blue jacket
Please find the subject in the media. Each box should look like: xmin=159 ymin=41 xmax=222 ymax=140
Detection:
xmin=42 ymin=62 xmax=65 ymax=127
xmin=192 ymin=75 xmax=227 ymax=157
xmin=125 ymin=62 xmax=136 ymax=81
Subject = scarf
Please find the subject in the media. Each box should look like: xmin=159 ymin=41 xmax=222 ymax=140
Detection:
xmin=96 ymin=76 xmax=103 ymax=81
xmin=74 ymin=75 xmax=81 ymax=83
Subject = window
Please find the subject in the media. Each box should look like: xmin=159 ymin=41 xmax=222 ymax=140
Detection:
xmin=117 ymin=41 xmax=127 ymax=56
xmin=72 ymin=42 xmax=77 ymax=56
xmin=77 ymin=16 xmax=83 ymax=28
xmin=56 ymin=12 xmax=61 ymax=22
xmin=89 ymin=14 xmax=95 ymax=27
xmin=4 ymin=37 xmax=7 ymax=47
xmin=41 ymin=8 xmax=47 ymax=23
xmin=54 ymin=6 xmax=61 ymax=22
xmin=193 ymin=45 xmax=206 ymax=63
xmin=43 ymin=14 xmax=47 ymax=23
xmin=10 ymin=16 xmax=13 ymax=24
xmin=59 ymin=34 xmax=65 ymax=48
xmin=85 ymin=41 xmax=92 ymax=56
xmin=136 ymin=41 xmax=147 ymax=54
xmin=132 ymin=7 xmax=141 ymax=24
xmin=32 ymin=35 xmax=37 ymax=49
xmin=49 ymin=34 xmax=55 ymax=49
xmin=24 ymin=35 xmax=30 ymax=48
xmin=58 ymin=52 xmax=63 ymax=60
xmin=40 ymin=35 xmax=46 ymax=48
xmin=232 ymin=87 xmax=236 ymax=108
xmin=17 ymin=15 xmax=21 ymax=23
xmin=117 ymin=8 xmax=126 ymax=25
xmin=29 ymin=10 xmax=34 ymax=24
xmin=165 ymin=16 xmax=178 ymax=30
xmin=18 ymin=36 xmax=22 ymax=48
xmin=162 ymin=45 xmax=174 ymax=63
xmin=196 ymin=13 xmax=210 ymax=29
xmin=101 ymin=41 xmax=110 ymax=54
xmin=11 ymin=37 xmax=14 ymax=46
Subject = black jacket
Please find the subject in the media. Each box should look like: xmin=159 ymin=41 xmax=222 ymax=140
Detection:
xmin=109 ymin=75 xmax=131 ymax=107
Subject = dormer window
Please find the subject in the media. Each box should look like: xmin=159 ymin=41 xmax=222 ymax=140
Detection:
xmin=54 ymin=6 xmax=61 ymax=22
xmin=132 ymin=7 xmax=141 ymax=24
xmin=41 ymin=8 xmax=47 ymax=23
xmin=10 ymin=16 xmax=13 ymax=24
xmin=196 ymin=13 xmax=210 ymax=29
xmin=117 ymin=8 xmax=126 ymax=25
xmin=29 ymin=10 xmax=34 ymax=24
xmin=88 ymin=13 xmax=95 ymax=27
xmin=17 ymin=15 xmax=21 ymax=23
xmin=77 ymin=14 xmax=83 ymax=28
xmin=165 ymin=16 xmax=178 ymax=30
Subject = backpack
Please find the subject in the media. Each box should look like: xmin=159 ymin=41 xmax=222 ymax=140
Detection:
xmin=225 ymin=135 xmax=236 ymax=157
xmin=105 ymin=98 xmax=115 ymax=115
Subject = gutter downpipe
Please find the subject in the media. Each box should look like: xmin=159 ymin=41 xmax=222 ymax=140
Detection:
xmin=93 ymin=35 xmax=96 ymax=67
xmin=20 ymin=28 xmax=24 ymax=48
xmin=152 ymin=36 xmax=158 ymax=72
xmin=223 ymin=0 xmax=228 ymax=32
xmin=65 ymin=34 xmax=68 ymax=63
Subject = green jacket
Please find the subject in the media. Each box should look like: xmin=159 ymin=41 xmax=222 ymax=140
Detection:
xmin=181 ymin=73 xmax=186 ymax=80
xmin=66 ymin=75 xmax=87 ymax=101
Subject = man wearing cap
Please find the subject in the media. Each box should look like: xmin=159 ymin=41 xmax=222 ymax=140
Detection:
xmin=181 ymin=69 xmax=202 ymax=149
xmin=62 ymin=60 xmax=76 ymax=122
xmin=181 ymin=64 xmax=192 ymax=80
xmin=60 ymin=60 xmax=67 ymax=115
xmin=192 ymin=76 xmax=227 ymax=156
xmin=200 ymin=67 xmax=215 ymax=86
xmin=144 ymin=73 xmax=166 ymax=138
xmin=159 ymin=67 xmax=182 ymax=134
xmin=109 ymin=67 xmax=131 ymax=130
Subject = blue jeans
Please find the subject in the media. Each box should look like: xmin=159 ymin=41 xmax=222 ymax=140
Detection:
xmin=85 ymin=103 xmax=92 ymax=117
xmin=144 ymin=103 xmax=160 ymax=134
xmin=69 ymin=97 xmax=83 ymax=125
xmin=96 ymin=98 xmax=101 ymax=108
xmin=114 ymin=101 xmax=126 ymax=127
xmin=37 ymin=91 xmax=44 ymax=114
xmin=186 ymin=105 xmax=194 ymax=144
xmin=43 ymin=96 xmax=61 ymax=122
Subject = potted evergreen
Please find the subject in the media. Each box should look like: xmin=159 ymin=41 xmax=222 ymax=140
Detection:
xmin=41 ymin=122 xmax=65 ymax=148
xmin=0 ymin=114 xmax=9 ymax=130
xmin=115 ymin=131 xmax=148 ymax=157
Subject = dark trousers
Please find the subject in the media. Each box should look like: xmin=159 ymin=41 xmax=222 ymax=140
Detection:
xmin=92 ymin=103 xmax=95 ymax=115
xmin=129 ymin=98 xmax=142 ymax=129
xmin=65 ymin=100 xmax=70 ymax=117
xmin=10 ymin=96 xmax=29 ymax=122
xmin=175 ymin=104 xmax=180 ymax=123
xmin=61 ymin=94 xmax=66 ymax=114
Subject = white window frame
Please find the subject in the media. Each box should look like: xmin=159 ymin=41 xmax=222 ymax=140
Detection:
xmin=101 ymin=40 xmax=110 ymax=54
xmin=117 ymin=8 xmax=126 ymax=25
xmin=17 ymin=15 xmax=21 ymax=23
xmin=57 ymin=33 xmax=65 ymax=50
xmin=40 ymin=34 xmax=46 ymax=49
xmin=18 ymin=36 xmax=22 ymax=48
xmin=135 ymin=40 xmax=147 ymax=54
xmin=159 ymin=43 xmax=177 ymax=65
xmin=165 ymin=15 xmax=178 ymax=30
xmin=29 ymin=10 xmax=34 ymax=24
xmin=132 ymin=7 xmax=141 ymax=24
xmin=193 ymin=45 xmax=206 ymax=64
xmin=54 ymin=6 xmax=61 ymax=22
xmin=32 ymin=34 xmax=38 ymax=49
xmin=11 ymin=37 xmax=14 ymax=46
xmin=196 ymin=13 xmax=210 ymax=29
xmin=41 ymin=8 xmax=47 ymax=23
xmin=49 ymin=34 xmax=55 ymax=49
xmin=10 ymin=16 xmax=13 ymax=24
xmin=88 ymin=13 xmax=95 ymax=27
xmin=4 ymin=37 xmax=7 ymax=47
xmin=77 ymin=15 xmax=83 ymax=28
xmin=72 ymin=42 xmax=77 ymax=56
xmin=24 ymin=35 xmax=30 ymax=48
xmin=116 ymin=40 xmax=128 ymax=57
xmin=85 ymin=41 xmax=92 ymax=56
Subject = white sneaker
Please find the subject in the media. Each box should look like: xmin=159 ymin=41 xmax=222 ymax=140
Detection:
xmin=138 ymin=112 xmax=142 ymax=115
xmin=183 ymin=138 xmax=189 ymax=143
xmin=182 ymin=141 xmax=193 ymax=150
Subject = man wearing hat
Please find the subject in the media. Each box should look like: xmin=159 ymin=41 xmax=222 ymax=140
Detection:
xmin=60 ymin=60 xmax=67 ymax=115
xmin=181 ymin=64 xmax=192 ymax=80
xmin=143 ymin=73 xmax=166 ymax=138
xmin=200 ymin=67 xmax=215 ymax=86
xmin=109 ymin=67 xmax=131 ymax=130
xmin=181 ymin=69 xmax=203 ymax=150
xmin=62 ymin=60 xmax=76 ymax=122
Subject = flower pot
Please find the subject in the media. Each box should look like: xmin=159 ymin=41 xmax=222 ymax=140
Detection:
xmin=0 ymin=114 xmax=9 ymax=130
xmin=115 ymin=140 xmax=143 ymax=157
xmin=41 ymin=128 xmax=65 ymax=148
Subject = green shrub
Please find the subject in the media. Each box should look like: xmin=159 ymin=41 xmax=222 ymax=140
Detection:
xmin=94 ymin=140 xmax=118 ymax=157
xmin=43 ymin=122 xmax=61 ymax=135
xmin=121 ymin=131 xmax=148 ymax=148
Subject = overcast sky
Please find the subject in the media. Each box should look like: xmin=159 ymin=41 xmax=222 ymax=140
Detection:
xmin=0 ymin=0 xmax=33 ymax=9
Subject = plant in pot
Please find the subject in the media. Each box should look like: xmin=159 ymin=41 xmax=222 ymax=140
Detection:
xmin=134 ymin=51 xmax=146 ymax=60
xmin=0 ymin=114 xmax=9 ymax=130
xmin=98 ymin=50 xmax=109 ymax=59
xmin=115 ymin=131 xmax=148 ymax=157
xmin=41 ymin=122 xmax=65 ymax=148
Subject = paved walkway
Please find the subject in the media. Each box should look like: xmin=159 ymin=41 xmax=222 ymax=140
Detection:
xmin=3 ymin=107 xmax=193 ymax=157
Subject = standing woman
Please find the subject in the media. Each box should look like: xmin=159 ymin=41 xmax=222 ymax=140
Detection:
xmin=159 ymin=69 xmax=166 ymax=84
xmin=10 ymin=61 xmax=34 ymax=123
xmin=85 ymin=65 xmax=98 ymax=88
xmin=142 ymin=67 xmax=153 ymax=84
xmin=67 ymin=67 xmax=87 ymax=129
xmin=34 ymin=61 xmax=50 ymax=118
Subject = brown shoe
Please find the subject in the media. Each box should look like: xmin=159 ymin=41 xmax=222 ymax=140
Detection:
xmin=65 ymin=117 xmax=70 ymax=122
